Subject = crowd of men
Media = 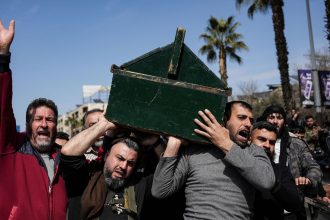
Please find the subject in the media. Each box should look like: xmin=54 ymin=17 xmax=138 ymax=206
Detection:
xmin=1 ymin=19 xmax=330 ymax=220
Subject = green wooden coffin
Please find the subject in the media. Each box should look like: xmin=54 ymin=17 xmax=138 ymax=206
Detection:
xmin=105 ymin=28 xmax=231 ymax=143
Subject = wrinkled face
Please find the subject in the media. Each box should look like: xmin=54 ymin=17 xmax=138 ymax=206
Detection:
xmin=251 ymin=128 xmax=277 ymax=158
xmin=226 ymin=104 xmax=254 ymax=146
xmin=104 ymin=143 xmax=138 ymax=183
xmin=29 ymin=106 xmax=57 ymax=152
xmin=305 ymin=118 xmax=315 ymax=128
xmin=266 ymin=113 xmax=285 ymax=133
xmin=85 ymin=111 xmax=104 ymax=147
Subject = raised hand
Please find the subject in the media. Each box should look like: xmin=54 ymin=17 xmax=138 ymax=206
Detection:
xmin=99 ymin=114 xmax=117 ymax=131
xmin=194 ymin=109 xmax=233 ymax=153
xmin=0 ymin=20 xmax=15 ymax=54
xmin=163 ymin=136 xmax=182 ymax=157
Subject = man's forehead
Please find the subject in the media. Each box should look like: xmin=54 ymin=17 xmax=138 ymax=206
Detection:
xmin=232 ymin=104 xmax=252 ymax=114
xmin=268 ymin=113 xmax=283 ymax=117
xmin=253 ymin=128 xmax=277 ymax=139
xmin=111 ymin=142 xmax=127 ymax=151
xmin=31 ymin=106 xmax=55 ymax=116
xmin=111 ymin=143 xmax=138 ymax=156
xmin=233 ymin=109 xmax=254 ymax=122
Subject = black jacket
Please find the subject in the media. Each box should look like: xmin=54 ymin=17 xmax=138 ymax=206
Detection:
xmin=253 ymin=162 xmax=303 ymax=220
xmin=61 ymin=154 xmax=184 ymax=220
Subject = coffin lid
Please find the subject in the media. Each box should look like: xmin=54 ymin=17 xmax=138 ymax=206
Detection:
xmin=111 ymin=27 xmax=231 ymax=95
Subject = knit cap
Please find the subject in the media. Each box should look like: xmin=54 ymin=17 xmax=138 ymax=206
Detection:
xmin=260 ymin=105 xmax=286 ymax=123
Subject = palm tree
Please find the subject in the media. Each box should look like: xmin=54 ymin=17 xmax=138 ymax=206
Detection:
xmin=236 ymin=0 xmax=293 ymax=111
xmin=199 ymin=16 xmax=248 ymax=86
xmin=65 ymin=116 xmax=82 ymax=136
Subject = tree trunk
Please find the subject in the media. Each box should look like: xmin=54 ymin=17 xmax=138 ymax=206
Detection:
xmin=219 ymin=45 xmax=228 ymax=86
xmin=325 ymin=0 xmax=330 ymax=49
xmin=271 ymin=0 xmax=293 ymax=112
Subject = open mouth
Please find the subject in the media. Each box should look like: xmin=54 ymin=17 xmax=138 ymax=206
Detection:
xmin=238 ymin=130 xmax=250 ymax=139
xmin=37 ymin=130 xmax=50 ymax=137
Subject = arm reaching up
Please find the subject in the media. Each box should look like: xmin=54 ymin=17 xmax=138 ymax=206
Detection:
xmin=152 ymin=136 xmax=187 ymax=199
xmin=61 ymin=115 xmax=116 ymax=156
xmin=0 ymin=19 xmax=15 ymax=54
xmin=0 ymin=19 xmax=19 ymax=153
xmin=163 ymin=136 xmax=182 ymax=157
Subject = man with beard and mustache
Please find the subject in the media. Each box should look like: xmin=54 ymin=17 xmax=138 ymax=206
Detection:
xmin=82 ymin=109 xmax=105 ymax=161
xmin=0 ymin=20 xmax=67 ymax=219
xmin=61 ymin=115 xmax=181 ymax=220
xmin=260 ymin=105 xmax=322 ymax=219
xmin=251 ymin=121 xmax=302 ymax=220
xmin=152 ymin=101 xmax=275 ymax=219
xmin=304 ymin=115 xmax=324 ymax=154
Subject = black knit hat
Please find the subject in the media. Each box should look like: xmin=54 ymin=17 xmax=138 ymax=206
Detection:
xmin=260 ymin=105 xmax=286 ymax=122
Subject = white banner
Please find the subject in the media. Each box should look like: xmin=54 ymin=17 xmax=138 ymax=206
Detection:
xmin=82 ymin=85 xmax=102 ymax=98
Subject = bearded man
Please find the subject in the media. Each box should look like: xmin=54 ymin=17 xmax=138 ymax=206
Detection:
xmin=152 ymin=101 xmax=275 ymax=219
xmin=260 ymin=105 xmax=322 ymax=219
xmin=61 ymin=115 xmax=181 ymax=220
xmin=0 ymin=20 xmax=67 ymax=220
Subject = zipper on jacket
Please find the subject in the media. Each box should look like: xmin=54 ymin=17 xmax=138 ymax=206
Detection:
xmin=49 ymin=184 xmax=53 ymax=220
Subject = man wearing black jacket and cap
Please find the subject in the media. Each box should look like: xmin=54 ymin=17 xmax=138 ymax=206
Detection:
xmin=260 ymin=105 xmax=322 ymax=219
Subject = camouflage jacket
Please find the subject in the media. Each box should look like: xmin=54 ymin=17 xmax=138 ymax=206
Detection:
xmin=279 ymin=130 xmax=322 ymax=188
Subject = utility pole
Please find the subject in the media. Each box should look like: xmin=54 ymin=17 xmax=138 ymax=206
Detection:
xmin=305 ymin=0 xmax=322 ymax=114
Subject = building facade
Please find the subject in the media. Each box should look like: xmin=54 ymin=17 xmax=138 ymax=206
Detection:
xmin=57 ymin=102 xmax=108 ymax=138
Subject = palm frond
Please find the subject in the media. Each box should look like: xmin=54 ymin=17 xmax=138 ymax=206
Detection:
xmin=199 ymin=15 xmax=248 ymax=85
